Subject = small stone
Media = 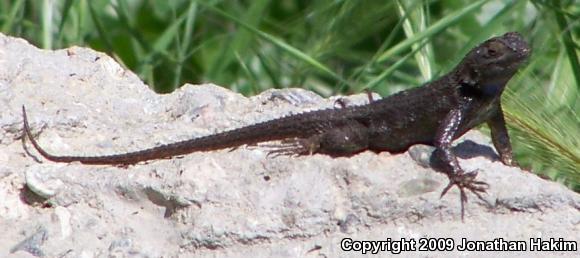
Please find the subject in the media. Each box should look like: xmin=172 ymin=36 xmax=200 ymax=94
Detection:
xmin=53 ymin=206 xmax=72 ymax=239
xmin=408 ymin=144 xmax=436 ymax=168
xmin=24 ymin=166 xmax=65 ymax=199
xmin=10 ymin=227 xmax=48 ymax=257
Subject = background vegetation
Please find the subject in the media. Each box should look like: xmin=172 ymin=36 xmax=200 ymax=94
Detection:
xmin=1 ymin=0 xmax=578 ymax=189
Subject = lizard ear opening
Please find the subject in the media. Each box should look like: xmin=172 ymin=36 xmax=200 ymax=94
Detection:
xmin=460 ymin=74 xmax=477 ymax=87
xmin=458 ymin=79 xmax=481 ymax=97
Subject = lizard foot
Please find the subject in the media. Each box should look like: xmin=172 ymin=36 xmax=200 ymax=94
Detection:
xmin=333 ymin=90 xmax=375 ymax=109
xmin=440 ymin=170 xmax=489 ymax=221
xmin=262 ymin=138 xmax=319 ymax=157
xmin=333 ymin=98 xmax=349 ymax=109
xmin=500 ymin=154 xmax=520 ymax=168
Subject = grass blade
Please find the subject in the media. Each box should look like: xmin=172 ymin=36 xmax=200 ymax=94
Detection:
xmin=203 ymin=4 xmax=348 ymax=86
xmin=377 ymin=0 xmax=487 ymax=63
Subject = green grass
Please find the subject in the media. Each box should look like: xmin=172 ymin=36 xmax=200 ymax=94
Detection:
xmin=1 ymin=0 xmax=578 ymax=189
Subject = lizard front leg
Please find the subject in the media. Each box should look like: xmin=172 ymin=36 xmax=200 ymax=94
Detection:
xmin=433 ymin=108 xmax=488 ymax=220
xmin=487 ymin=104 xmax=516 ymax=166
xmin=364 ymin=89 xmax=375 ymax=102
xmin=333 ymin=89 xmax=376 ymax=109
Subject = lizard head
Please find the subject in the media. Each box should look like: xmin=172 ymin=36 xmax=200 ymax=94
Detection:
xmin=459 ymin=32 xmax=531 ymax=96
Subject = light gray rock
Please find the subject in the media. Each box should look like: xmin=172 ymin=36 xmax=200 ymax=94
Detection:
xmin=0 ymin=33 xmax=578 ymax=257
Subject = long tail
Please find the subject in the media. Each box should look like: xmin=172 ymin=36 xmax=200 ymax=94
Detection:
xmin=22 ymin=105 xmax=343 ymax=165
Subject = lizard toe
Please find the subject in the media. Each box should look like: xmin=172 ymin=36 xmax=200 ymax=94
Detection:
xmin=440 ymin=170 xmax=490 ymax=221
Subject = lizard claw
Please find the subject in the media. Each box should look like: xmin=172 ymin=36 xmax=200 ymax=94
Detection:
xmin=440 ymin=170 xmax=489 ymax=221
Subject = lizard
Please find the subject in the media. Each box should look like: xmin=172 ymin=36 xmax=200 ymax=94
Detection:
xmin=22 ymin=32 xmax=531 ymax=219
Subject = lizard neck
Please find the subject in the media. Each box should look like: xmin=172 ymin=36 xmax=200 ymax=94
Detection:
xmin=452 ymin=60 xmax=512 ymax=99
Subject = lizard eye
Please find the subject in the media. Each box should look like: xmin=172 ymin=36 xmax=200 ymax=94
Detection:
xmin=485 ymin=41 xmax=504 ymax=58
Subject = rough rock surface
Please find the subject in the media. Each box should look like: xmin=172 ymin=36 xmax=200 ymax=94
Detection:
xmin=0 ymin=33 xmax=578 ymax=257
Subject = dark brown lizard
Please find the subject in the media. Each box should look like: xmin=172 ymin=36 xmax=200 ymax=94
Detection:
xmin=22 ymin=32 xmax=531 ymax=219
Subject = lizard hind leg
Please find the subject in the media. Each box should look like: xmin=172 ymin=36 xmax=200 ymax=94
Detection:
xmin=262 ymin=121 xmax=370 ymax=158
xmin=262 ymin=136 xmax=322 ymax=157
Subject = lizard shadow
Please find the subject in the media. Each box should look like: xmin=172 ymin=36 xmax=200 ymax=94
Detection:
xmin=452 ymin=140 xmax=500 ymax=161
xmin=428 ymin=140 xmax=501 ymax=172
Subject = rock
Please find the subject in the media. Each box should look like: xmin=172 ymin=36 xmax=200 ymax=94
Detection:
xmin=0 ymin=33 xmax=578 ymax=257
xmin=25 ymin=165 xmax=65 ymax=199
xmin=9 ymin=227 xmax=48 ymax=257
